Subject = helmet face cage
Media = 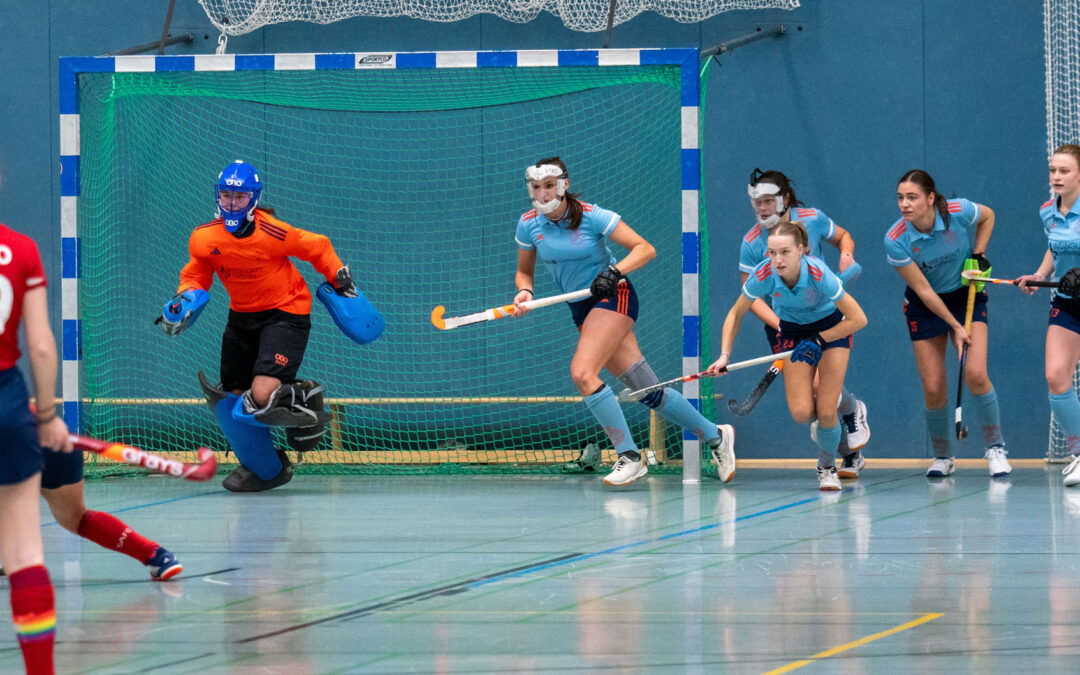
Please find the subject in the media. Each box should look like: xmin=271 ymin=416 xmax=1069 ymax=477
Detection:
xmin=525 ymin=163 xmax=567 ymax=214
xmin=215 ymin=160 xmax=262 ymax=233
xmin=747 ymin=168 xmax=786 ymax=227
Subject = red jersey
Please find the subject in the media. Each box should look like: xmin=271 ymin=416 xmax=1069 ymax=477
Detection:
xmin=178 ymin=210 xmax=344 ymax=314
xmin=0 ymin=223 xmax=47 ymax=370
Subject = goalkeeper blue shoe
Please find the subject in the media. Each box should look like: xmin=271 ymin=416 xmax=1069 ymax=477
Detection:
xmin=148 ymin=546 xmax=182 ymax=581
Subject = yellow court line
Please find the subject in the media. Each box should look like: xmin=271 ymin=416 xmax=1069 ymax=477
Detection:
xmin=762 ymin=612 xmax=944 ymax=675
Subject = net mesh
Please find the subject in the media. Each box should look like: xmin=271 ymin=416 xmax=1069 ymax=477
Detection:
xmin=75 ymin=64 xmax=702 ymax=475
xmin=1045 ymin=0 xmax=1080 ymax=461
xmin=197 ymin=0 xmax=798 ymax=35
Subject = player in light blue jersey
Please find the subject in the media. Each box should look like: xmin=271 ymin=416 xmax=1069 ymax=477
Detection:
xmin=1017 ymin=144 xmax=1080 ymax=486
xmin=512 ymin=157 xmax=735 ymax=487
xmin=886 ymin=170 xmax=1011 ymax=479
xmin=708 ymin=221 xmax=867 ymax=491
xmin=739 ymin=169 xmax=869 ymax=475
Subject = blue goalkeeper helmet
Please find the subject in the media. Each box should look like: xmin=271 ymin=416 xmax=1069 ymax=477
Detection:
xmin=215 ymin=160 xmax=262 ymax=234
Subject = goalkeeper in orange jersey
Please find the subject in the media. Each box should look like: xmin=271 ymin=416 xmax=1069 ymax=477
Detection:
xmin=159 ymin=160 xmax=369 ymax=492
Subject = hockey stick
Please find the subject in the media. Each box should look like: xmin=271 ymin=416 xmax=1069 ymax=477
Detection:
xmin=72 ymin=435 xmax=217 ymax=481
xmin=959 ymin=269 xmax=1058 ymax=288
xmin=617 ymin=351 xmax=793 ymax=403
xmin=727 ymin=358 xmax=785 ymax=416
xmin=955 ymin=284 xmax=977 ymax=440
xmin=431 ymin=288 xmax=591 ymax=330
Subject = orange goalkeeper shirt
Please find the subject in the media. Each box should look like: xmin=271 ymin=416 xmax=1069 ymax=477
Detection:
xmin=178 ymin=210 xmax=344 ymax=315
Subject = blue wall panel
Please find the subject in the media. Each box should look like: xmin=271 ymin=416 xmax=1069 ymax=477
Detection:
xmin=3 ymin=0 xmax=1053 ymax=456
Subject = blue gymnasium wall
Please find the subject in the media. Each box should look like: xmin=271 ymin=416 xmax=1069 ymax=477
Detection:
xmin=0 ymin=1 xmax=1048 ymax=457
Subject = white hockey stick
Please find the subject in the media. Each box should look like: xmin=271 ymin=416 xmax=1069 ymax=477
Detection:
xmin=431 ymin=288 xmax=591 ymax=330
xmin=616 ymin=351 xmax=793 ymax=403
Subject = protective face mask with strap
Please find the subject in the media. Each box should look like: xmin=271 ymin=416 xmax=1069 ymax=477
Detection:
xmin=526 ymin=164 xmax=567 ymax=215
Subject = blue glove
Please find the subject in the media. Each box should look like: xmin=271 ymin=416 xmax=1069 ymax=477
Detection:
xmin=157 ymin=289 xmax=210 ymax=336
xmin=791 ymin=334 xmax=827 ymax=366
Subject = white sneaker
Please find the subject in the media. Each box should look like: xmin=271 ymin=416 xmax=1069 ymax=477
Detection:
xmin=1063 ymin=455 xmax=1080 ymax=487
xmin=603 ymin=454 xmax=648 ymax=486
xmin=710 ymin=424 xmax=736 ymax=483
xmin=984 ymin=445 xmax=1012 ymax=478
xmin=926 ymin=457 xmax=955 ymax=478
xmin=837 ymin=451 xmax=865 ymax=479
xmin=817 ymin=465 xmax=841 ymax=491
xmin=842 ymin=399 xmax=870 ymax=450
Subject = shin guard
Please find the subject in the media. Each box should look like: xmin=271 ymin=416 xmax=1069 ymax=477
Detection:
xmin=215 ymin=395 xmax=281 ymax=480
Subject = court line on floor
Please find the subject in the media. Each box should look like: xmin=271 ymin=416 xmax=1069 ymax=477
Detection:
xmin=761 ymin=612 xmax=944 ymax=674
xmin=235 ymin=494 xmax=819 ymax=643
xmin=40 ymin=489 xmax=221 ymax=528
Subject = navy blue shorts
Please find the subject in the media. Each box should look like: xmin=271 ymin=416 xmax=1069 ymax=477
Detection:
xmin=764 ymin=324 xmax=783 ymax=354
xmin=568 ymin=278 xmax=639 ymax=328
xmin=0 ymin=368 xmax=44 ymax=486
xmin=41 ymin=443 xmax=84 ymax=489
xmin=776 ymin=310 xmax=852 ymax=352
xmin=220 ymin=309 xmax=311 ymax=391
xmin=903 ymin=286 xmax=987 ymax=342
xmin=1049 ymin=294 xmax=1080 ymax=334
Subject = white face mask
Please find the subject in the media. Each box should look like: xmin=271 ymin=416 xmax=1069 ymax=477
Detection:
xmin=526 ymin=164 xmax=567 ymax=214
xmin=747 ymin=182 xmax=785 ymax=227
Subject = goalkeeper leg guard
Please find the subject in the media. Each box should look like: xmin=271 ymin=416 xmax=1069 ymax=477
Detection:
xmin=215 ymin=395 xmax=282 ymax=482
xmin=234 ymin=381 xmax=332 ymax=429
xmin=284 ymin=380 xmax=329 ymax=454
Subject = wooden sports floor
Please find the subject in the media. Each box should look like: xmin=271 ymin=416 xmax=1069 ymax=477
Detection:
xmin=5 ymin=465 xmax=1080 ymax=673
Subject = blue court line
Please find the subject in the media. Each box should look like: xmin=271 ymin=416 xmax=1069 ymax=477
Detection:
xmin=41 ymin=490 xmax=219 ymax=527
xmin=466 ymin=495 xmax=819 ymax=589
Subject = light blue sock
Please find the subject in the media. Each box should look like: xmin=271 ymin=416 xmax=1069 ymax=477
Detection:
xmin=584 ymin=385 xmax=639 ymax=457
xmin=654 ymin=388 xmax=719 ymax=444
xmin=925 ymin=406 xmax=952 ymax=458
xmin=1049 ymin=390 xmax=1080 ymax=456
xmin=838 ymin=387 xmax=856 ymax=416
xmin=814 ymin=422 xmax=841 ymax=467
xmin=972 ymin=386 xmax=1003 ymax=447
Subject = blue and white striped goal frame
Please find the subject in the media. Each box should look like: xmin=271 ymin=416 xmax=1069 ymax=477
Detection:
xmin=58 ymin=48 xmax=705 ymax=481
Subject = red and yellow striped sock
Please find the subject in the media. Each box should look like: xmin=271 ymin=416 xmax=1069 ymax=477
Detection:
xmin=10 ymin=564 xmax=55 ymax=675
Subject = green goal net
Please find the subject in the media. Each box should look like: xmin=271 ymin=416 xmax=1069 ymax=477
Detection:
xmin=70 ymin=55 xmax=704 ymax=475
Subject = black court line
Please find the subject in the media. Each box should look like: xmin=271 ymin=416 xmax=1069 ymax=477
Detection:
xmin=234 ymin=553 xmax=583 ymax=643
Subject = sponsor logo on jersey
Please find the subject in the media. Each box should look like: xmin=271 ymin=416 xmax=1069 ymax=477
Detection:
xmin=211 ymin=247 xmax=221 ymax=255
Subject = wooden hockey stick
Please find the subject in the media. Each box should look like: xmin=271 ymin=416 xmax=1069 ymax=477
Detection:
xmin=617 ymin=351 xmax=793 ymax=403
xmin=960 ymin=269 xmax=1058 ymax=287
xmin=955 ymin=284 xmax=977 ymax=440
xmin=727 ymin=358 xmax=785 ymax=416
xmin=431 ymin=288 xmax=592 ymax=330
xmin=72 ymin=435 xmax=217 ymax=481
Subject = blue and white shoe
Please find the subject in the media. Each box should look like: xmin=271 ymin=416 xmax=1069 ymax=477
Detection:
xmin=148 ymin=546 xmax=183 ymax=581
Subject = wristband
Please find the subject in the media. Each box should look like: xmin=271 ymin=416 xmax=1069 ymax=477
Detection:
xmin=518 ymin=288 xmax=533 ymax=297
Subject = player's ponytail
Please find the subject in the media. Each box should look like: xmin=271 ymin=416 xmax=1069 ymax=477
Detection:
xmin=898 ymin=169 xmax=950 ymax=229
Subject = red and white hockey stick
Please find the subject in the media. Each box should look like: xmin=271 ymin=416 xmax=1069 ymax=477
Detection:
xmin=431 ymin=288 xmax=591 ymax=330
xmin=72 ymin=435 xmax=217 ymax=481
xmin=959 ymin=269 xmax=1058 ymax=287
xmin=617 ymin=351 xmax=793 ymax=403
